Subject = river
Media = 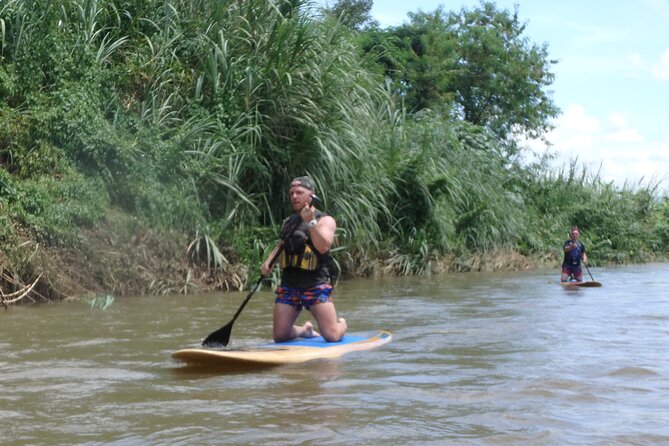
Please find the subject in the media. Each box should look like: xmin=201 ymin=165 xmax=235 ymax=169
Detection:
xmin=2 ymin=263 xmax=668 ymax=445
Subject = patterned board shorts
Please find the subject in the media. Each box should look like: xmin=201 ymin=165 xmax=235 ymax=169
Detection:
xmin=275 ymin=283 xmax=333 ymax=310
xmin=562 ymin=264 xmax=583 ymax=279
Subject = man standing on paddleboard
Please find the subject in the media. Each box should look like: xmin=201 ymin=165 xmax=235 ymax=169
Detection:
xmin=561 ymin=226 xmax=588 ymax=282
xmin=261 ymin=176 xmax=347 ymax=342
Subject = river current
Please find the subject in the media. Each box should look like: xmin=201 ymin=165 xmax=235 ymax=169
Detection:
xmin=2 ymin=263 xmax=668 ymax=445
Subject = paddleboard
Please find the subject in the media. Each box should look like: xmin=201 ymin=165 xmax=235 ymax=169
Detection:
xmin=559 ymin=280 xmax=602 ymax=288
xmin=172 ymin=330 xmax=392 ymax=368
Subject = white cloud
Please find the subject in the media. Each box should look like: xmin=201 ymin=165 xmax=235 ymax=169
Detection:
xmin=627 ymin=52 xmax=644 ymax=69
xmin=558 ymin=105 xmax=600 ymax=133
xmin=533 ymin=105 xmax=668 ymax=190
xmin=608 ymin=112 xmax=627 ymax=128
xmin=624 ymin=53 xmax=647 ymax=79
xmin=645 ymin=0 xmax=669 ymax=21
xmin=605 ymin=128 xmax=645 ymax=143
xmin=605 ymin=113 xmax=644 ymax=143
xmin=651 ymin=47 xmax=669 ymax=80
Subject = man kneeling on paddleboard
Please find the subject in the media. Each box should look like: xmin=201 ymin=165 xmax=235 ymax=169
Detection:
xmin=261 ymin=176 xmax=347 ymax=343
xmin=561 ymin=226 xmax=588 ymax=282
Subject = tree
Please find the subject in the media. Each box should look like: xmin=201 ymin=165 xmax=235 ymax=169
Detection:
xmin=361 ymin=1 xmax=560 ymax=149
xmin=323 ymin=0 xmax=378 ymax=31
xmin=445 ymin=2 xmax=559 ymax=145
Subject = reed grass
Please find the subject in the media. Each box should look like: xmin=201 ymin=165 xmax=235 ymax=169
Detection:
xmin=0 ymin=0 xmax=666 ymax=300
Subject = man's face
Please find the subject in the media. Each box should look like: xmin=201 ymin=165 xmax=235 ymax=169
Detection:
xmin=571 ymin=231 xmax=580 ymax=241
xmin=289 ymin=186 xmax=312 ymax=212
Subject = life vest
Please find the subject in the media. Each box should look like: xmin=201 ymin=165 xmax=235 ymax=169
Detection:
xmin=279 ymin=212 xmax=334 ymax=288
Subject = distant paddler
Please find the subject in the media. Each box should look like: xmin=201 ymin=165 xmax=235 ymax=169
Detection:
xmin=561 ymin=225 xmax=588 ymax=283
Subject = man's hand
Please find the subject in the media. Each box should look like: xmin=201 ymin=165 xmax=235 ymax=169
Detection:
xmin=300 ymin=202 xmax=315 ymax=223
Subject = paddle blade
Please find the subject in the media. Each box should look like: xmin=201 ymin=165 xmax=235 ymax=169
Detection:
xmin=202 ymin=322 xmax=233 ymax=348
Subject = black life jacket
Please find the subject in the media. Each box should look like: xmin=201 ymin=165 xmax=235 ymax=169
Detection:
xmin=279 ymin=211 xmax=335 ymax=287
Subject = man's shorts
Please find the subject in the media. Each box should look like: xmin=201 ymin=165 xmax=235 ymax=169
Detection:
xmin=562 ymin=264 xmax=583 ymax=280
xmin=275 ymin=283 xmax=333 ymax=310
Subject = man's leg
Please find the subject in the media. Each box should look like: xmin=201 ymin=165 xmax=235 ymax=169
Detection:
xmin=273 ymin=303 xmax=317 ymax=342
xmin=310 ymin=301 xmax=347 ymax=342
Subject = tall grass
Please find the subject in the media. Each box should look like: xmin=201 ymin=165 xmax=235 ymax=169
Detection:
xmin=0 ymin=0 xmax=666 ymax=300
xmin=521 ymin=158 xmax=667 ymax=264
xmin=171 ymin=0 xmax=399 ymax=254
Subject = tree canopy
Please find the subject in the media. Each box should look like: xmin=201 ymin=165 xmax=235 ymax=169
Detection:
xmin=322 ymin=0 xmax=378 ymax=30
xmin=359 ymin=1 xmax=560 ymax=151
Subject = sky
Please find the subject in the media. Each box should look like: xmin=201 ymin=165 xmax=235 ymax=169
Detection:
xmin=366 ymin=0 xmax=669 ymax=192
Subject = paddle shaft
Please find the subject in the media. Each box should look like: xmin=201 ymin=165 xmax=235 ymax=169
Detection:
xmin=576 ymin=229 xmax=596 ymax=282
xmin=228 ymin=245 xmax=283 ymax=326
xmin=584 ymin=262 xmax=596 ymax=282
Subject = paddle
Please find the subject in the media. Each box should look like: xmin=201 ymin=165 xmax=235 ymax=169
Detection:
xmin=582 ymin=258 xmax=602 ymax=287
xmin=584 ymin=262 xmax=597 ymax=282
xmin=201 ymin=245 xmax=284 ymax=348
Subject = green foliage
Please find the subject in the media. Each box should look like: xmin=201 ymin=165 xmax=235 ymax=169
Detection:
xmin=383 ymin=227 xmax=432 ymax=275
xmin=652 ymin=198 xmax=669 ymax=248
xmin=187 ymin=231 xmax=228 ymax=272
xmin=1 ymin=167 xmax=107 ymax=245
xmin=0 ymin=212 xmax=15 ymax=244
xmin=360 ymin=1 xmax=560 ymax=152
xmin=0 ymin=63 xmax=18 ymax=100
xmin=0 ymin=168 xmax=18 ymax=243
xmin=321 ymin=0 xmax=378 ymax=31
xmin=444 ymin=2 xmax=559 ymax=143
xmin=0 ymin=0 xmax=665 ymax=293
xmin=521 ymin=158 xmax=667 ymax=264
xmin=384 ymin=109 xmax=526 ymax=249
xmin=227 ymin=225 xmax=278 ymax=272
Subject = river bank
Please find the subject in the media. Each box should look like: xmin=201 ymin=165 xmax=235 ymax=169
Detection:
xmin=6 ymin=219 xmax=655 ymax=307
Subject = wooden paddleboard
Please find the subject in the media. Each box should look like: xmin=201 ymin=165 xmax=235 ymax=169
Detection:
xmin=560 ymin=280 xmax=602 ymax=287
xmin=172 ymin=330 xmax=392 ymax=367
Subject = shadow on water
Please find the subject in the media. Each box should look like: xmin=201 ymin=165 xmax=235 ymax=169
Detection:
xmin=170 ymin=363 xmax=279 ymax=378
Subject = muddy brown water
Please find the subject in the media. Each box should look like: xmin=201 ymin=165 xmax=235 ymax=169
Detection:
xmin=2 ymin=263 xmax=668 ymax=445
